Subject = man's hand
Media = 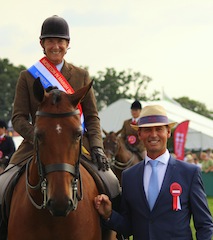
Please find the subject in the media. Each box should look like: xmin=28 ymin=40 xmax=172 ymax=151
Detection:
xmin=94 ymin=194 xmax=112 ymax=220
xmin=91 ymin=147 xmax=110 ymax=171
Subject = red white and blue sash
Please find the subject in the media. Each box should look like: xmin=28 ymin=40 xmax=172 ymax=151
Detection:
xmin=28 ymin=57 xmax=85 ymax=130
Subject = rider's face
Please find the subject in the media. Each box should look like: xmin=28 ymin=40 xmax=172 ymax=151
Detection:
xmin=41 ymin=38 xmax=69 ymax=65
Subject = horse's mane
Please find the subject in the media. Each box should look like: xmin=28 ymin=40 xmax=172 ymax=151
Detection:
xmin=45 ymin=86 xmax=58 ymax=93
xmin=45 ymin=86 xmax=62 ymax=105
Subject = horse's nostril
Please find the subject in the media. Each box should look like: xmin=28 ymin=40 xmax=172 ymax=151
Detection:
xmin=47 ymin=199 xmax=53 ymax=208
xmin=46 ymin=198 xmax=74 ymax=216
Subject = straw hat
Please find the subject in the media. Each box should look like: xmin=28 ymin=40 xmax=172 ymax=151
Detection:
xmin=131 ymin=105 xmax=177 ymax=130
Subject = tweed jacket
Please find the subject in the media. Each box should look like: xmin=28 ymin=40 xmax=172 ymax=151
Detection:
xmin=10 ymin=60 xmax=103 ymax=165
xmin=105 ymin=156 xmax=213 ymax=240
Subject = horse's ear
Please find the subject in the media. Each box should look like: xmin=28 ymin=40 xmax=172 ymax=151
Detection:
xmin=69 ymin=80 xmax=93 ymax=108
xmin=116 ymin=129 xmax=122 ymax=136
xmin=102 ymin=129 xmax=108 ymax=136
xmin=33 ymin=77 xmax=45 ymax=102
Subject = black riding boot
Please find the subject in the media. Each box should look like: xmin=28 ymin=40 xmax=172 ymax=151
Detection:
xmin=0 ymin=204 xmax=7 ymax=240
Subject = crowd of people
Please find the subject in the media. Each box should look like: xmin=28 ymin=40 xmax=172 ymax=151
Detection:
xmin=183 ymin=149 xmax=213 ymax=172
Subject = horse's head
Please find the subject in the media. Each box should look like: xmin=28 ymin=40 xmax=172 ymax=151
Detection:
xmin=27 ymin=78 xmax=92 ymax=216
xmin=103 ymin=129 xmax=140 ymax=183
xmin=103 ymin=129 xmax=121 ymax=162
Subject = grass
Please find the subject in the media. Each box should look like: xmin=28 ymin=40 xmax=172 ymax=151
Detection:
xmin=129 ymin=197 xmax=213 ymax=240
xmin=190 ymin=197 xmax=213 ymax=239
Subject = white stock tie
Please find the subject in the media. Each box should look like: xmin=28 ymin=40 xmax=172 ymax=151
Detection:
xmin=148 ymin=160 xmax=159 ymax=210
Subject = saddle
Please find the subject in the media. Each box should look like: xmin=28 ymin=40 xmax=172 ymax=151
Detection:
xmin=1 ymin=164 xmax=26 ymax=225
xmin=80 ymin=154 xmax=110 ymax=196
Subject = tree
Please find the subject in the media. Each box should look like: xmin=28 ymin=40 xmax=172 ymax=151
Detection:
xmin=174 ymin=97 xmax=213 ymax=120
xmin=92 ymin=68 xmax=160 ymax=111
xmin=0 ymin=58 xmax=26 ymax=121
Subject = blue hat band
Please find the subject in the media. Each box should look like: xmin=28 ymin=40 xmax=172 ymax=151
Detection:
xmin=138 ymin=115 xmax=168 ymax=125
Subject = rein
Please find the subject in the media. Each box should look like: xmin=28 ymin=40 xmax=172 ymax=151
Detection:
xmin=26 ymin=109 xmax=83 ymax=210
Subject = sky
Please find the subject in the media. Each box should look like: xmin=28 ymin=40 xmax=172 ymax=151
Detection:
xmin=1 ymin=0 xmax=213 ymax=110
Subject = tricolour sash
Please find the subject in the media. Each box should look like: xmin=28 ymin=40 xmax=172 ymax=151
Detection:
xmin=28 ymin=57 xmax=85 ymax=130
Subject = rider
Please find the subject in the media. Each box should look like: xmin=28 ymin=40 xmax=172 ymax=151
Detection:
xmin=120 ymin=100 xmax=146 ymax=160
xmin=0 ymin=15 xmax=120 ymax=238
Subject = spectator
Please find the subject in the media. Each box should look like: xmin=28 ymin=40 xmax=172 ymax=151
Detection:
xmin=191 ymin=153 xmax=202 ymax=169
xmin=0 ymin=120 xmax=15 ymax=173
xmin=200 ymin=151 xmax=213 ymax=173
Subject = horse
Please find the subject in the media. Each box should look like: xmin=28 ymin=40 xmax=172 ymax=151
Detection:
xmin=103 ymin=130 xmax=142 ymax=185
xmin=6 ymin=78 xmax=111 ymax=240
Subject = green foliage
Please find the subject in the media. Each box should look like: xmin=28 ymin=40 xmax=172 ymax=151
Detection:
xmin=92 ymin=68 xmax=160 ymax=111
xmin=174 ymin=96 xmax=213 ymax=120
xmin=0 ymin=58 xmax=26 ymax=121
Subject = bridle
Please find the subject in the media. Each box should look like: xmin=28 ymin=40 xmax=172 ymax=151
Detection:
xmin=105 ymin=135 xmax=135 ymax=171
xmin=26 ymin=109 xmax=83 ymax=211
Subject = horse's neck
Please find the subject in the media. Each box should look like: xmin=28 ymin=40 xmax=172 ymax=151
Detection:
xmin=116 ymin=138 xmax=132 ymax=159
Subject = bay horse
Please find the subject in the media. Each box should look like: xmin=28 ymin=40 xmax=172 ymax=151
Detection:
xmin=103 ymin=130 xmax=142 ymax=185
xmin=7 ymin=79 xmax=106 ymax=240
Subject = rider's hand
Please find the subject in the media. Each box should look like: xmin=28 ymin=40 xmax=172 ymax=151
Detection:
xmin=91 ymin=147 xmax=110 ymax=171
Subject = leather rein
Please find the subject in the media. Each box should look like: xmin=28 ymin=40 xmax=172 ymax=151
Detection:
xmin=26 ymin=109 xmax=83 ymax=210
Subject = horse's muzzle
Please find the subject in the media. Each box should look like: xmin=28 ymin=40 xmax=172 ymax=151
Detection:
xmin=47 ymin=198 xmax=74 ymax=217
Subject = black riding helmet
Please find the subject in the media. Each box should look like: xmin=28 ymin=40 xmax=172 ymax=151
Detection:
xmin=40 ymin=15 xmax=70 ymax=40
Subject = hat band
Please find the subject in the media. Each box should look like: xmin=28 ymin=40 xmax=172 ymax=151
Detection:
xmin=138 ymin=115 xmax=168 ymax=125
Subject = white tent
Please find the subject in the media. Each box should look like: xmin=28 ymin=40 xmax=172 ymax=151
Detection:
xmin=99 ymin=99 xmax=213 ymax=150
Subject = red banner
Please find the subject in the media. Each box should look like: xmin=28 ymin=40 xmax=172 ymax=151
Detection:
xmin=173 ymin=120 xmax=190 ymax=160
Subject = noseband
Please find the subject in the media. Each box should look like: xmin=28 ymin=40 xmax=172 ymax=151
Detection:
xmin=26 ymin=109 xmax=83 ymax=211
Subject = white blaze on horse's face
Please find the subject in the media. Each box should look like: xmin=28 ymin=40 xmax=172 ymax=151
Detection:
xmin=56 ymin=124 xmax=62 ymax=134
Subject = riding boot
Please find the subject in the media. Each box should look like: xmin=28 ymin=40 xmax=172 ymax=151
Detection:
xmin=0 ymin=205 xmax=7 ymax=240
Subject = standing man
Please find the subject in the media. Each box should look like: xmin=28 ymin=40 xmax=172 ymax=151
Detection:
xmin=94 ymin=105 xmax=213 ymax=240
xmin=120 ymin=100 xmax=145 ymax=160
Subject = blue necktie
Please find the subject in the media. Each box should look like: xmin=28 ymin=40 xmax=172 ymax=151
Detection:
xmin=148 ymin=160 xmax=159 ymax=210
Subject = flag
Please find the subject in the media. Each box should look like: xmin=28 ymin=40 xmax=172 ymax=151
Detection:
xmin=173 ymin=120 xmax=190 ymax=160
